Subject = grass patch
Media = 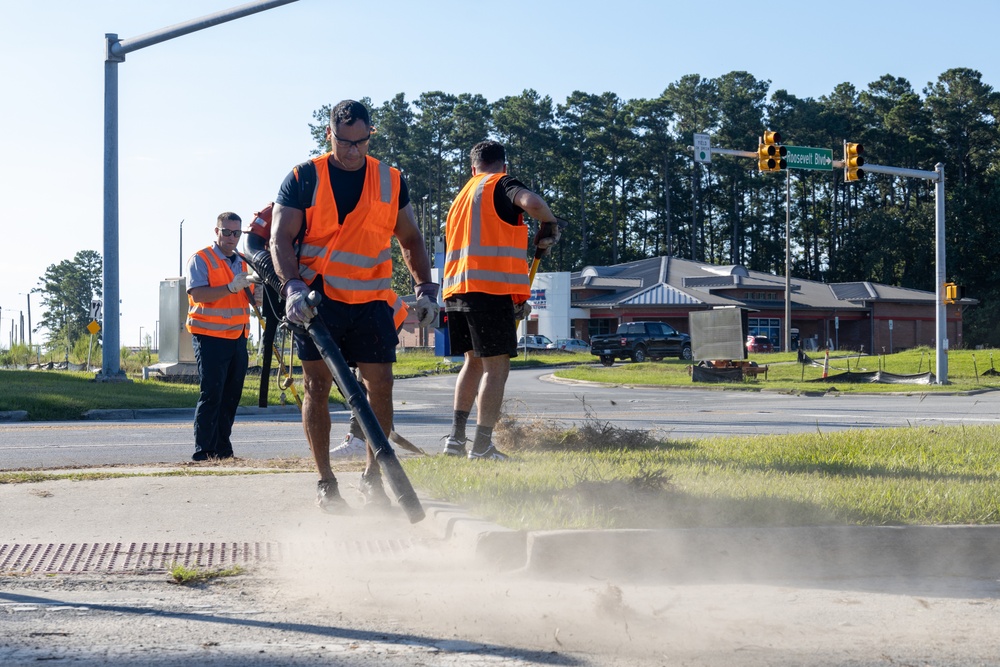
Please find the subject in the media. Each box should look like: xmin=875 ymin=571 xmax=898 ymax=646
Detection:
xmin=169 ymin=563 xmax=245 ymax=585
xmin=554 ymin=346 xmax=1000 ymax=393
xmin=0 ymin=350 xmax=588 ymax=420
xmin=404 ymin=416 xmax=1000 ymax=530
xmin=0 ymin=458 xmax=317 ymax=484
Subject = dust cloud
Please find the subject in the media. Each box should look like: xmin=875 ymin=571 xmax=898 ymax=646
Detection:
xmin=262 ymin=478 xmax=1000 ymax=666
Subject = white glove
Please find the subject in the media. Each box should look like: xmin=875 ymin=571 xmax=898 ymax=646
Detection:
xmin=283 ymin=279 xmax=314 ymax=326
xmin=227 ymin=271 xmax=252 ymax=293
xmin=414 ymin=282 xmax=439 ymax=328
xmin=513 ymin=300 xmax=532 ymax=321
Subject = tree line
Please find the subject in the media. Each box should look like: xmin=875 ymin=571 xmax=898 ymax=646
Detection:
xmin=29 ymin=67 xmax=1000 ymax=355
xmin=304 ymin=68 xmax=998 ymax=346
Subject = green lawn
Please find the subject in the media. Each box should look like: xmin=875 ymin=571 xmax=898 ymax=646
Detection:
xmin=405 ymin=422 xmax=1000 ymax=530
xmin=0 ymin=349 xmax=587 ymax=421
xmin=553 ymin=346 xmax=1000 ymax=393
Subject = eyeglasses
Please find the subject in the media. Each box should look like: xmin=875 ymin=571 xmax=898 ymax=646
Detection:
xmin=217 ymin=228 xmax=242 ymax=238
xmin=333 ymin=133 xmax=371 ymax=149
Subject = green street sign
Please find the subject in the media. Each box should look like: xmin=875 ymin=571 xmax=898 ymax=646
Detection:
xmin=784 ymin=145 xmax=833 ymax=171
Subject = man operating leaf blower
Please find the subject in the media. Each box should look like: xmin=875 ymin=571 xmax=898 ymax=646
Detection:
xmin=259 ymin=100 xmax=435 ymax=521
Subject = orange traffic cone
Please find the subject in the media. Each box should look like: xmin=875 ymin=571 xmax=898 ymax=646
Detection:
xmin=822 ymin=350 xmax=830 ymax=379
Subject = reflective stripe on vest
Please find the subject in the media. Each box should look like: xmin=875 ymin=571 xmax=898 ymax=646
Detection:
xmin=185 ymin=247 xmax=251 ymax=339
xmin=443 ymin=173 xmax=529 ymax=300
xmin=298 ymin=155 xmax=399 ymax=304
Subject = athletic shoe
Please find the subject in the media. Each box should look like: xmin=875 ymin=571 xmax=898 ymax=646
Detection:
xmin=316 ymin=479 xmax=349 ymax=514
xmin=359 ymin=470 xmax=391 ymax=508
xmin=468 ymin=445 xmax=509 ymax=461
xmin=442 ymin=437 xmax=468 ymax=457
xmin=330 ymin=433 xmax=367 ymax=459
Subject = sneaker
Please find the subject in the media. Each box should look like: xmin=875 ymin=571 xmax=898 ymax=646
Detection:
xmin=330 ymin=433 xmax=368 ymax=459
xmin=468 ymin=445 xmax=509 ymax=461
xmin=442 ymin=437 xmax=468 ymax=457
xmin=316 ymin=479 xmax=349 ymax=514
xmin=359 ymin=470 xmax=391 ymax=508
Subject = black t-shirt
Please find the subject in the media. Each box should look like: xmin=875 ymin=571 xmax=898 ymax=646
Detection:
xmin=444 ymin=174 xmax=529 ymax=312
xmin=490 ymin=174 xmax=528 ymax=226
xmin=275 ymin=158 xmax=410 ymax=222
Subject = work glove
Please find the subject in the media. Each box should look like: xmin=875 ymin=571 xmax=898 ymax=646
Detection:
xmin=282 ymin=279 xmax=314 ymax=326
xmin=414 ymin=282 xmax=439 ymax=328
xmin=513 ymin=300 xmax=532 ymax=321
xmin=533 ymin=218 xmax=564 ymax=256
xmin=227 ymin=271 xmax=253 ymax=293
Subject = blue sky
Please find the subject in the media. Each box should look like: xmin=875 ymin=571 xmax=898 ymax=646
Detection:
xmin=1 ymin=0 xmax=996 ymax=350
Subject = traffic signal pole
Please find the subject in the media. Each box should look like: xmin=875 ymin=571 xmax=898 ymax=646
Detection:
xmin=695 ymin=137 xmax=949 ymax=384
xmin=99 ymin=0 xmax=300 ymax=381
xmin=833 ymin=160 xmax=948 ymax=384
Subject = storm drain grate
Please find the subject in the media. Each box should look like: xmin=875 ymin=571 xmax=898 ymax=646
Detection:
xmin=0 ymin=539 xmax=423 ymax=575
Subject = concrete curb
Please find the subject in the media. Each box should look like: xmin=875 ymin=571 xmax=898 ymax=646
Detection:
xmin=415 ymin=502 xmax=1000 ymax=582
xmin=81 ymin=405 xmax=307 ymax=420
xmin=421 ymin=501 xmax=527 ymax=570
xmin=519 ymin=525 xmax=1000 ymax=582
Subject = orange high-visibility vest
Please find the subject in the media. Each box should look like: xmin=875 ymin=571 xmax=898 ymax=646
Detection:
xmin=298 ymin=154 xmax=400 ymax=307
xmin=443 ymin=173 xmax=529 ymax=300
xmin=186 ymin=248 xmax=251 ymax=339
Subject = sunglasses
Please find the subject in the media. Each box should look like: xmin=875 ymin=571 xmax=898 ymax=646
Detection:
xmin=217 ymin=228 xmax=242 ymax=238
xmin=333 ymin=133 xmax=372 ymax=149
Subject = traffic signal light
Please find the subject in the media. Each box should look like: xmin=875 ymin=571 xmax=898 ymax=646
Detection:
xmin=758 ymin=130 xmax=787 ymax=172
xmin=944 ymin=282 xmax=964 ymax=304
xmin=844 ymin=141 xmax=865 ymax=182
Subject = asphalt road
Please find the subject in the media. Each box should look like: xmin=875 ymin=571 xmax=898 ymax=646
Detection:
xmin=4 ymin=369 xmax=1000 ymax=666
xmin=1 ymin=368 xmax=1000 ymax=468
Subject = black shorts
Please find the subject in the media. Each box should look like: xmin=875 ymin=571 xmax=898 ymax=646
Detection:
xmin=293 ymin=298 xmax=398 ymax=364
xmin=446 ymin=301 xmax=518 ymax=358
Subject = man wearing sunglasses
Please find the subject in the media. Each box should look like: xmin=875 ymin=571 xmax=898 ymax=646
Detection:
xmin=270 ymin=100 xmax=436 ymax=513
xmin=185 ymin=212 xmax=255 ymax=461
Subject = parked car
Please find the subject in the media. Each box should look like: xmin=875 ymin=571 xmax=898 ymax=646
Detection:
xmin=547 ymin=338 xmax=590 ymax=352
xmin=590 ymin=321 xmax=692 ymax=365
xmin=517 ymin=335 xmax=554 ymax=350
xmin=746 ymin=335 xmax=775 ymax=353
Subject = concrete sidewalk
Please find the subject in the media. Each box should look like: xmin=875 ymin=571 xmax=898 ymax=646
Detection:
xmin=3 ymin=466 xmax=1000 ymax=583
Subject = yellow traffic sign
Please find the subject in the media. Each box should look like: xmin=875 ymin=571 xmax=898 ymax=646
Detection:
xmin=87 ymin=320 xmax=101 ymax=335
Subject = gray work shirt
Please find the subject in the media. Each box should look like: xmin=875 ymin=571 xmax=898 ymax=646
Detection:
xmin=186 ymin=244 xmax=243 ymax=291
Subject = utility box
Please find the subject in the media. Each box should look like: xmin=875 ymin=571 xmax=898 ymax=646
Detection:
xmin=147 ymin=277 xmax=197 ymax=376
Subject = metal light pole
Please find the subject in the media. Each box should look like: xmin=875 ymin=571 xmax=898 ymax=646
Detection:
xmin=100 ymin=0 xmax=299 ymax=381
xmin=784 ymin=169 xmax=791 ymax=353
xmin=861 ymin=161 xmax=947 ymax=383
xmin=178 ymin=220 xmax=184 ymax=277
xmin=19 ymin=293 xmax=32 ymax=349
xmin=139 ymin=326 xmax=144 ymax=350
xmin=421 ymin=195 xmax=429 ymax=260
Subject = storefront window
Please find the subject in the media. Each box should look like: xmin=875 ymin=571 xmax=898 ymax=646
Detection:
xmin=748 ymin=318 xmax=781 ymax=347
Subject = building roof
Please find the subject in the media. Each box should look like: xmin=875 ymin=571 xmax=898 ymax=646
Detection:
xmin=569 ymin=255 xmax=973 ymax=311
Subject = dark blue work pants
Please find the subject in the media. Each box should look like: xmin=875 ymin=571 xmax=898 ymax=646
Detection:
xmin=192 ymin=333 xmax=248 ymax=459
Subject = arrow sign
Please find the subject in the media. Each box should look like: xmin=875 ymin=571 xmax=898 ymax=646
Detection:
xmin=784 ymin=145 xmax=833 ymax=171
